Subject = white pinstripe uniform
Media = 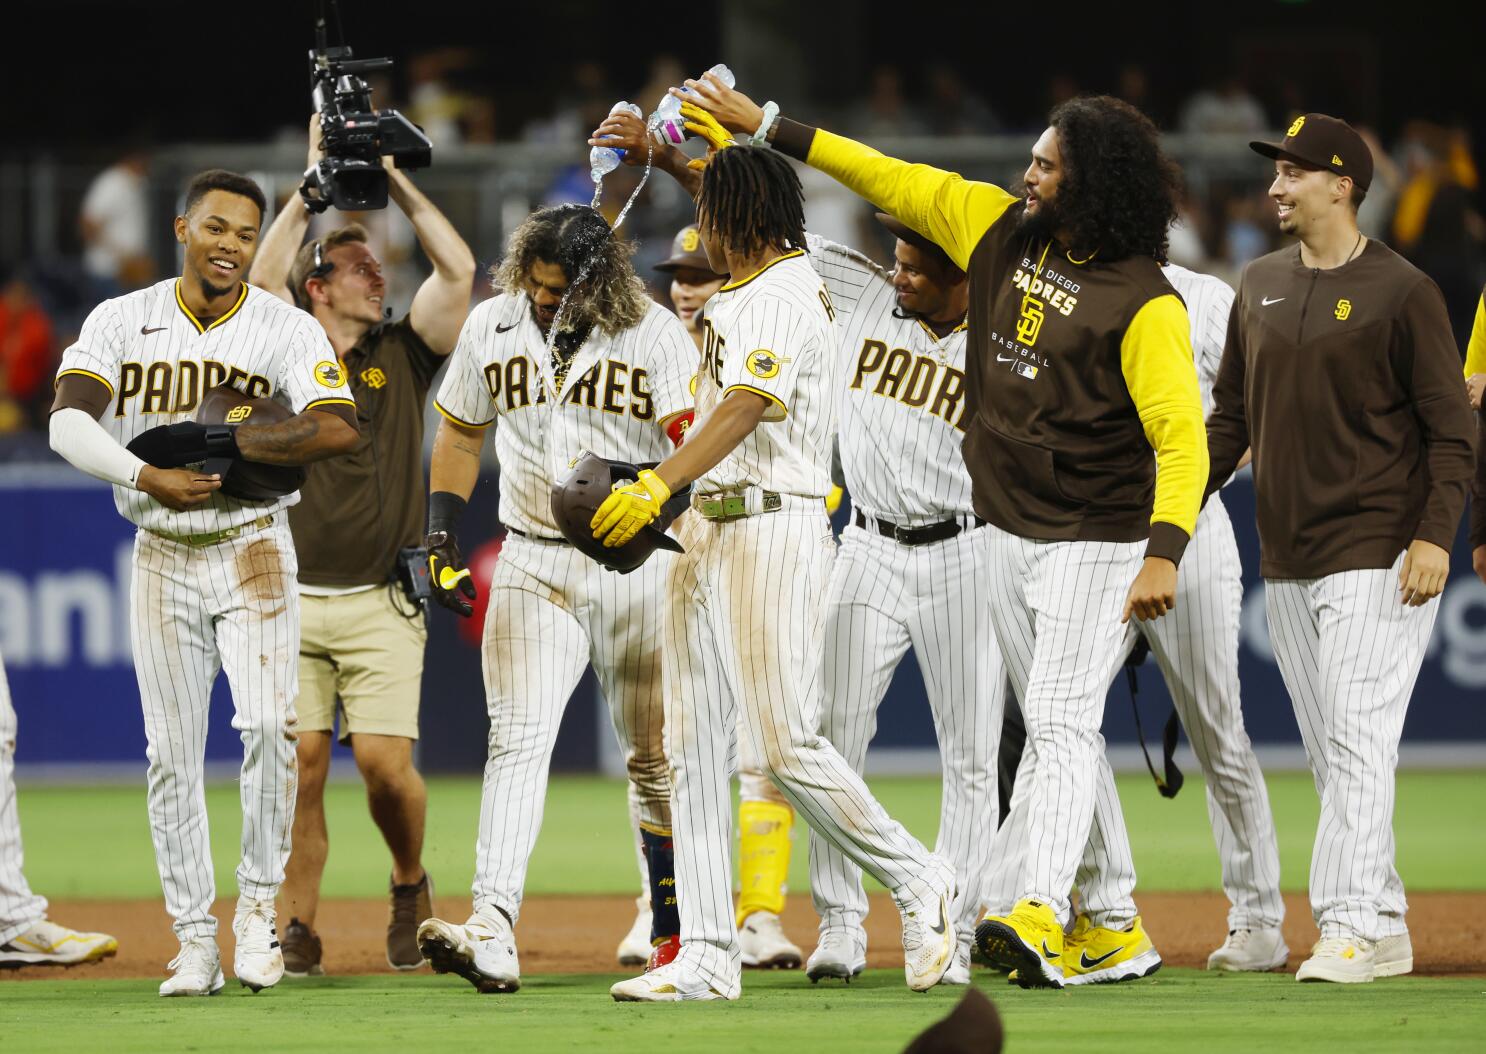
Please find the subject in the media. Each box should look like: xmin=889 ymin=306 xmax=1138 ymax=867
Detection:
xmin=0 ymin=652 xmax=48 ymax=945
xmin=55 ymin=279 xmax=353 ymax=941
xmin=1012 ymin=264 xmax=1284 ymax=929
xmin=433 ymin=293 xmax=693 ymax=928
xmin=803 ymin=236 xmax=1002 ymax=962
xmin=664 ymin=251 xmax=947 ymax=997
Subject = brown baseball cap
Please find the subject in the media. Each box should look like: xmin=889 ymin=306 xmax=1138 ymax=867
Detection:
xmin=654 ymin=224 xmax=726 ymax=275
xmin=1250 ymin=113 xmax=1374 ymax=192
xmin=874 ymin=212 xmax=960 ymax=274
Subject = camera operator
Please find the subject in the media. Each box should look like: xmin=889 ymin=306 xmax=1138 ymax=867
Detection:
xmin=250 ymin=115 xmax=476 ymax=976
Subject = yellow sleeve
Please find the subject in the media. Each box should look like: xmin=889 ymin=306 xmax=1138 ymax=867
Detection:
xmin=806 ymin=130 xmax=1017 ymax=272
xmin=1120 ymin=294 xmax=1208 ymax=547
xmin=1465 ymin=291 xmax=1486 ymax=378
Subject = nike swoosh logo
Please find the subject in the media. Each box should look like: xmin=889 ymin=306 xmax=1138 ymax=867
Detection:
xmin=1041 ymin=941 xmax=1058 ymax=961
xmin=1079 ymin=948 xmax=1122 ymax=969
xmin=928 ymin=902 xmax=947 ymax=936
xmin=996 ymin=354 xmax=1015 ymax=363
xmin=1260 ymin=296 xmax=1285 ymax=306
xmin=496 ymin=321 xmax=519 ymax=333
xmin=141 ymin=325 xmax=168 ymax=334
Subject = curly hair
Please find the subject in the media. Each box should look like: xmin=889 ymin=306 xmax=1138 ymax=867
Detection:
xmin=697 ymin=146 xmax=806 ymax=259
xmin=492 ymin=204 xmax=650 ymax=336
xmin=1045 ymin=96 xmax=1181 ymax=262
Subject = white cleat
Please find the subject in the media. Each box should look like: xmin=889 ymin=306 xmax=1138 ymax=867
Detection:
xmin=1374 ymin=933 xmax=1413 ymax=978
xmin=232 ymin=899 xmax=284 ymax=993
xmin=159 ymin=937 xmax=225 ymax=997
xmin=616 ymin=896 xmax=652 ymax=967
xmin=940 ymin=944 xmax=973 ymax=985
xmin=805 ymin=928 xmax=867 ymax=983
xmin=418 ymin=915 xmax=520 ymax=994
xmin=610 ymin=960 xmax=731 ymax=1002
xmin=1296 ymin=936 xmax=1375 ymax=984
xmin=0 ymin=919 xmax=119 ymax=966
xmin=1207 ymin=926 xmax=1289 ymax=972
xmin=893 ymin=861 xmax=956 ymax=992
xmin=739 ymin=911 xmax=803 ymax=969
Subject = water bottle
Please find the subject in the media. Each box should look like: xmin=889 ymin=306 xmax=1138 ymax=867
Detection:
xmin=652 ymin=64 xmax=736 ymax=146
xmin=590 ymin=101 xmax=645 ymax=183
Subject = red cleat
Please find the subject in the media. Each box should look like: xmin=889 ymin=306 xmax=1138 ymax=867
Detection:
xmin=646 ymin=935 xmax=681 ymax=972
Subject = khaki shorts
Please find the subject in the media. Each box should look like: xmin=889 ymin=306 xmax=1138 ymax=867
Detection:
xmin=298 ymin=587 xmax=427 ymax=742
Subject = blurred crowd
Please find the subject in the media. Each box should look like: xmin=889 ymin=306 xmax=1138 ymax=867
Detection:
xmin=2 ymin=54 xmax=1481 ymax=448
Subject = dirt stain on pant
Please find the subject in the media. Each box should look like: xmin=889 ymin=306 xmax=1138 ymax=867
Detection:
xmin=236 ymin=537 xmax=288 ymax=618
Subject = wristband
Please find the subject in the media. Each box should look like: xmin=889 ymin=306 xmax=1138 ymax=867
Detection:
xmin=751 ymin=101 xmax=780 ymax=146
xmin=428 ymin=490 xmax=468 ymax=535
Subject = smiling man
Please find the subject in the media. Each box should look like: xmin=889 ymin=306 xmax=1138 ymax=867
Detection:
xmin=1205 ymin=113 xmax=1474 ymax=984
xmin=248 ymin=117 xmax=476 ymax=977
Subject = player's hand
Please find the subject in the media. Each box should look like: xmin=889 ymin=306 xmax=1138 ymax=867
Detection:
xmin=1399 ymin=538 xmax=1449 ymax=606
xmin=591 ymin=469 xmax=671 ymax=549
xmin=425 ymin=530 xmax=477 ymax=618
xmin=672 ymin=73 xmax=766 ymax=137
xmin=1122 ymin=557 xmax=1177 ymax=623
xmin=680 ymin=102 xmax=735 ymax=153
xmin=137 ymin=466 xmax=222 ymax=511
xmin=825 ymin=484 xmax=844 ymax=515
xmin=1467 ymin=373 xmax=1486 ymax=411
xmin=588 ymin=109 xmax=651 ymax=167
xmin=126 ymin=422 xmax=240 ymax=468
xmin=307 ymin=114 xmax=325 ymax=169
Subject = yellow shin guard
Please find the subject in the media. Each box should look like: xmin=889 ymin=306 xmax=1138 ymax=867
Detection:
xmin=737 ymin=800 xmax=793 ymax=926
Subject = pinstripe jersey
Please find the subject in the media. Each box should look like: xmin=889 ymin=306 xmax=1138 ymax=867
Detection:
xmin=1160 ymin=263 xmax=1232 ymax=419
xmin=807 ymin=234 xmax=973 ymax=520
xmin=696 ymin=251 xmax=837 ymax=498
xmin=56 ymin=279 xmax=354 ymax=534
xmin=435 ymin=293 xmax=694 ymax=536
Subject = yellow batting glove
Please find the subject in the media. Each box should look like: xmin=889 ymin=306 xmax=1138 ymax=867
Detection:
xmin=825 ymin=485 xmax=844 ymax=515
xmin=590 ymin=469 xmax=672 ymax=548
xmin=681 ymin=102 xmax=735 ymax=153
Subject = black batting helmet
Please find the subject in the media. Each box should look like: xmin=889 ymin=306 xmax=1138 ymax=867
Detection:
xmin=552 ymin=452 xmax=689 ymax=573
xmin=196 ymin=385 xmax=307 ymax=502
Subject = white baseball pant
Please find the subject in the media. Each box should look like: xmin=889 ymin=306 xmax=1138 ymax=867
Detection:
xmin=0 ymin=652 xmax=48 ymax=945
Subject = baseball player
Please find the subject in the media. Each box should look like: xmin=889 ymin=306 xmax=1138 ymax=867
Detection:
xmin=1207 ymin=115 xmax=1474 ymax=982
xmin=413 ymin=204 xmax=696 ymax=993
xmin=991 ymin=261 xmax=1288 ymax=975
xmin=0 ymin=651 xmax=119 ymax=968
xmin=685 ymin=79 xmax=1206 ymax=989
xmin=593 ymin=144 xmax=956 ymax=1003
xmin=48 ymin=169 xmax=360 ymax=996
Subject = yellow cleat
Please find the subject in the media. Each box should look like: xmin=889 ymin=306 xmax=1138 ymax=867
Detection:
xmin=0 ymin=919 xmax=118 ymax=967
xmin=1061 ymin=914 xmax=1162 ymax=986
xmin=975 ymin=898 xmax=1065 ymax=989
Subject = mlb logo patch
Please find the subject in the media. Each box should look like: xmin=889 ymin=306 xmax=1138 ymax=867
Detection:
xmin=1014 ymin=362 xmax=1038 ymax=380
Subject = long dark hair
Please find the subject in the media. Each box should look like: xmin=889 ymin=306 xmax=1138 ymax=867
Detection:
xmin=697 ymin=146 xmax=806 ymax=258
xmin=1047 ymin=96 xmax=1181 ymax=262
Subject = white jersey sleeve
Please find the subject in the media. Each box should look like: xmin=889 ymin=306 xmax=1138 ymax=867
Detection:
xmin=718 ymin=299 xmax=817 ymax=424
xmin=1161 ymin=263 xmax=1234 ymax=419
xmin=639 ymin=306 xmax=696 ymax=424
xmin=276 ymin=315 xmax=357 ymax=413
xmin=57 ymin=297 xmax=126 ymax=396
xmin=434 ymin=305 xmax=498 ymax=427
xmin=805 ymin=232 xmax=885 ymax=323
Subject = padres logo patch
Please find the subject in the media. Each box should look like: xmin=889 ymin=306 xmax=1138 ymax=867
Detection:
xmin=1287 ymin=115 xmax=1306 ymax=138
xmin=361 ymin=366 xmax=387 ymax=389
xmin=1335 ymin=299 xmax=1352 ymax=321
xmin=315 ymin=361 xmax=347 ymax=388
xmin=225 ymin=404 xmax=254 ymax=423
xmin=746 ymin=349 xmax=786 ymax=380
xmin=681 ymin=227 xmax=701 ymax=252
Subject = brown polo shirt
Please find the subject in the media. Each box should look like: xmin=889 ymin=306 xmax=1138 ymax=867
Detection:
xmin=290 ymin=315 xmax=443 ymax=587
xmin=1206 ymin=240 xmax=1475 ymax=579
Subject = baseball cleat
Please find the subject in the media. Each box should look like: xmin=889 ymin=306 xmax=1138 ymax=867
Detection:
xmin=1207 ymin=926 xmax=1288 ymax=972
xmin=893 ymin=861 xmax=956 ymax=992
xmin=806 ymin=927 xmax=867 ymax=983
xmin=0 ymin=919 xmax=118 ymax=967
xmin=647 ymin=934 xmax=682 ymax=972
xmin=387 ymin=871 xmax=434 ymax=970
xmin=739 ymin=911 xmax=802 ymax=970
xmin=280 ymin=918 xmax=324 ymax=978
xmin=1296 ymin=936 xmax=1375 ymax=983
xmin=159 ymin=937 xmax=225 ymax=997
xmin=233 ymin=898 xmax=284 ymax=993
xmin=975 ymin=898 xmax=1065 ymax=989
xmin=610 ymin=961 xmax=731 ymax=1002
xmin=418 ymin=915 xmax=520 ymax=994
xmin=616 ymin=895 xmax=652 ymax=967
xmin=1374 ymin=933 xmax=1413 ymax=978
xmin=1061 ymin=914 xmax=1162 ymax=986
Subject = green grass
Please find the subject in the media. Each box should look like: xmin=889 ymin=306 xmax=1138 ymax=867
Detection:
xmin=15 ymin=770 xmax=1486 ymax=899
xmin=4 ymin=970 xmax=1483 ymax=1054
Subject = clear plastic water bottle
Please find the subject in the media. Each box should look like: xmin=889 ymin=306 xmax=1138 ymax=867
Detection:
xmin=652 ymin=64 xmax=736 ymax=146
xmin=590 ymin=101 xmax=645 ymax=183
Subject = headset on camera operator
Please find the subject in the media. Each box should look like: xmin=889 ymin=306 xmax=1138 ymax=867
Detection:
xmin=248 ymin=111 xmax=476 ymax=977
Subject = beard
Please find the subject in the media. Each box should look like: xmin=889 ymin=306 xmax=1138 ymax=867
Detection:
xmin=196 ymin=271 xmax=236 ymax=301
xmin=1013 ymin=197 xmax=1061 ymax=243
